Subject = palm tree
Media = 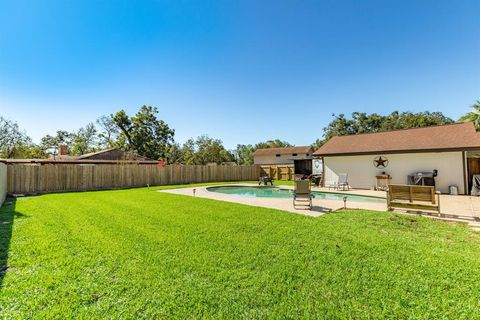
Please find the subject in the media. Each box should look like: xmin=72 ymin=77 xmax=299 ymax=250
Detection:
xmin=459 ymin=100 xmax=480 ymax=130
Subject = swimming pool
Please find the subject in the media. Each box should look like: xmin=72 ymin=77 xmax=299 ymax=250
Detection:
xmin=207 ymin=186 xmax=385 ymax=203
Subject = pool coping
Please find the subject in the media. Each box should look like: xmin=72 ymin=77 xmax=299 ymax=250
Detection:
xmin=157 ymin=183 xmax=388 ymax=217
xmin=205 ymin=185 xmax=386 ymax=202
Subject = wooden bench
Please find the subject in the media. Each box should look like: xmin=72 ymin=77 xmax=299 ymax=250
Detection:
xmin=387 ymin=184 xmax=441 ymax=214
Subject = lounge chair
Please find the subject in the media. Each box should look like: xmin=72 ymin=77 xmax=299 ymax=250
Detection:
xmin=337 ymin=173 xmax=350 ymax=191
xmin=293 ymin=180 xmax=313 ymax=210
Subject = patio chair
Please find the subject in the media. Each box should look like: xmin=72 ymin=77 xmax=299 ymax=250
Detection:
xmin=326 ymin=180 xmax=338 ymax=190
xmin=337 ymin=173 xmax=350 ymax=191
xmin=293 ymin=180 xmax=313 ymax=210
xmin=311 ymin=174 xmax=322 ymax=187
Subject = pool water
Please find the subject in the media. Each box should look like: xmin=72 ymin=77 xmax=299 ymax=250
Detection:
xmin=207 ymin=186 xmax=385 ymax=203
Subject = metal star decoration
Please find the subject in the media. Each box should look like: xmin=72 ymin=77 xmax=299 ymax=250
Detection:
xmin=373 ymin=156 xmax=388 ymax=168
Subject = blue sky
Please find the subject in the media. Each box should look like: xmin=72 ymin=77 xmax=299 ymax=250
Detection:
xmin=0 ymin=0 xmax=479 ymax=149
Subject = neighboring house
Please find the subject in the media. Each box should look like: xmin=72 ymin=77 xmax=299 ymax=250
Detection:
xmin=313 ymin=122 xmax=480 ymax=195
xmin=53 ymin=145 xmax=153 ymax=161
xmin=77 ymin=148 xmax=153 ymax=161
xmin=253 ymin=146 xmax=314 ymax=179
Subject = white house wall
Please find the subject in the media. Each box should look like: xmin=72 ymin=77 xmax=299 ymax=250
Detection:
xmin=323 ymin=152 xmax=465 ymax=194
xmin=0 ymin=163 xmax=6 ymax=205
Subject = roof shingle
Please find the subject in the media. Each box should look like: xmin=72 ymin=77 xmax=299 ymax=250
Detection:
xmin=253 ymin=146 xmax=313 ymax=156
xmin=313 ymin=122 xmax=480 ymax=156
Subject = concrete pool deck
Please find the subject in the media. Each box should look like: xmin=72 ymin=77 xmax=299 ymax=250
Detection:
xmin=159 ymin=184 xmax=480 ymax=225
xmin=159 ymin=184 xmax=387 ymax=217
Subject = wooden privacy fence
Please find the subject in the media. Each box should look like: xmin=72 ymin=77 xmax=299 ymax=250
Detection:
xmin=260 ymin=164 xmax=294 ymax=181
xmin=6 ymin=163 xmax=260 ymax=195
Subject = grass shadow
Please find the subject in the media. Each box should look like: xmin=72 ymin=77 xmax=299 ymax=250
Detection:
xmin=0 ymin=198 xmax=26 ymax=290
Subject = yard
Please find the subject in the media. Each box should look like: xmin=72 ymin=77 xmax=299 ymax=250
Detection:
xmin=1 ymin=183 xmax=480 ymax=319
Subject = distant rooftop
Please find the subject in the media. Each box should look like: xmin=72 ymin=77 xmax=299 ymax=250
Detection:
xmin=1 ymin=148 xmax=157 ymax=164
xmin=253 ymin=146 xmax=313 ymax=156
xmin=51 ymin=148 xmax=153 ymax=161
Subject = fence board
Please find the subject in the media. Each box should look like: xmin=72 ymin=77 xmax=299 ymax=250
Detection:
xmin=6 ymin=164 xmax=260 ymax=195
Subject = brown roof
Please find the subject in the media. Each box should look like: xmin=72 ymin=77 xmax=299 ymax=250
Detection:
xmin=48 ymin=148 xmax=153 ymax=161
xmin=77 ymin=148 xmax=117 ymax=159
xmin=313 ymin=122 xmax=480 ymax=156
xmin=253 ymin=146 xmax=313 ymax=156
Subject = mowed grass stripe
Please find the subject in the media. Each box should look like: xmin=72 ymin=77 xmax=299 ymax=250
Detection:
xmin=0 ymin=186 xmax=479 ymax=319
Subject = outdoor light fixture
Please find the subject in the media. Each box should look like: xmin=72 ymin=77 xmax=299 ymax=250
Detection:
xmin=193 ymin=188 xmax=196 ymax=197
xmin=343 ymin=196 xmax=347 ymax=209
xmin=47 ymin=146 xmax=57 ymax=160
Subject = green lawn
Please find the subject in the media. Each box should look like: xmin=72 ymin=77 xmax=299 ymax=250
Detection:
xmin=1 ymin=184 xmax=480 ymax=319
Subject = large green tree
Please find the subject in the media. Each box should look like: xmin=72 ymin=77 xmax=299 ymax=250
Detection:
xmin=459 ymin=100 xmax=480 ymax=130
xmin=40 ymin=130 xmax=73 ymax=152
xmin=180 ymin=135 xmax=234 ymax=165
xmin=96 ymin=115 xmax=120 ymax=148
xmin=112 ymin=106 xmax=175 ymax=160
xmin=0 ymin=117 xmax=34 ymax=158
xmin=255 ymin=139 xmax=292 ymax=149
xmin=71 ymin=123 xmax=98 ymax=155
xmin=235 ymin=144 xmax=255 ymax=165
xmin=196 ymin=135 xmax=234 ymax=165
xmin=165 ymin=143 xmax=183 ymax=164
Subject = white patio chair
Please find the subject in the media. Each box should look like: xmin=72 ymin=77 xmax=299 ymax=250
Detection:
xmin=338 ymin=173 xmax=350 ymax=191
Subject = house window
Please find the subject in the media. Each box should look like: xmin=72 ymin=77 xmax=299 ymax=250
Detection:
xmin=292 ymin=153 xmax=298 ymax=156
xmin=276 ymin=154 xmax=281 ymax=157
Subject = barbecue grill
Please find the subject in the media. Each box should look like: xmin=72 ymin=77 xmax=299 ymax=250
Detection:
xmin=407 ymin=170 xmax=438 ymax=187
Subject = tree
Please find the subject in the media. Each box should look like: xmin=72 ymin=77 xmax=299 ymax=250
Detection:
xmin=254 ymin=139 xmax=292 ymax=149
xmin=112 ymin=106 xmax=175 ymax=160
xmin=194 ymin=135 xmax=234 ymax=165
xmin=71 ymin=123 xmax=98 ymax=155
xmin=382 ymin=111 xmax=454 ymax=130
xmin=179 ymin=139 xmax=196 ymax=164
xmin=235 ymin=144 xmax=255 ymax=165
xmin=311 ymin=139 xmax=323 ymax=150
xmin=0 ymin=117 xmax=33 ymax=158
xmin=177 ymin=136 xmax=234 ymax=165
xmin=166 ymin=143 xmax=183 ymax=164
xmin=40 ymin=130 xmax=73 ymax=153
xmin=8 ymin=144 xmax=46 ymax=159
xmin=315 ymin=111 xmax=454 ymax=146
xmin=96 ymin=115 xmax=120 ymax=148
xmin=321 ymin=113 xmax=358 ymax=141
xmin=459 ymin=100 xmax=480 ymax=130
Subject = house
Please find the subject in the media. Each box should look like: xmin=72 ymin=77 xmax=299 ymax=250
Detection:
xmin=53 ymin=145 xmax=153 ymax=161
xmin=253 ymin=146 xmax=314 ymax=179
xmin=313 ymin=122 xmax=480 ymax=195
